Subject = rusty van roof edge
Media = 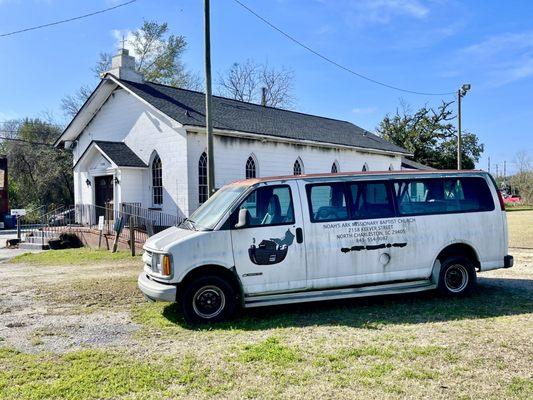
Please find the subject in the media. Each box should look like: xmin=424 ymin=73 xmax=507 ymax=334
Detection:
xmin=225 ymin=170 xmax=489 ymax=186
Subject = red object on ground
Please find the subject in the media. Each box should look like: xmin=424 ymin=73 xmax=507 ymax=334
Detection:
xmin=504 ymin=196 xmax=521 ymax=203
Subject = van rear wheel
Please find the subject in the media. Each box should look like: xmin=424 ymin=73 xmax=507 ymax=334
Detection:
xmin=438 ymin=256 xmax=477 ymax=297
xmin=180 ymin=275 xmax=237 ymax=324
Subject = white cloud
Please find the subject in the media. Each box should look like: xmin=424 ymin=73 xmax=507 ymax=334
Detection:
xmin=349 ymin=0 xmax=429 ymax=25
xmin=458 ymin=31 xmax=533 ymax=86
xmin=462 ymin=32 xmax=533 ymax=59
xmin=352 ymin=106 xmax=377 ymax=115
xmin=111 ymin=29 xmax=136 ymax=55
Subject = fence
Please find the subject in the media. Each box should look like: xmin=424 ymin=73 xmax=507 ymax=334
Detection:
xmin=18 ymin=203 xmax=184 ymax=251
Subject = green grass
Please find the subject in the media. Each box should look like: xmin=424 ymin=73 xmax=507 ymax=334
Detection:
xmin=0 ymin=348 xmax=212 ymax=400
xmin=12 ymin=248 xmax=138 ymax=266
xmin=507 ymin=377 xmax=533 ymax=399
xmin=237 ymin=337 xmax=302 ymax=365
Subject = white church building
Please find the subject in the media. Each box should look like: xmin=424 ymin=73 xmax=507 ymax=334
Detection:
xmin=55 ymin=49 xmax=410 ymax=219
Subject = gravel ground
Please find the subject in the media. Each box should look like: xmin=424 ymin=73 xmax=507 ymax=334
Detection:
xmin=0 ymin=257 xmax=141 ymax=353
xmin=0 ymin=247 xmax=531 ymax=355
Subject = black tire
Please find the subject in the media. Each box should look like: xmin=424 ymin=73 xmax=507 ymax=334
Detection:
xmin=437 ymin=256 xmax=477 ymax=297
xmin=180 ymin=274 xmax=237 ymax=324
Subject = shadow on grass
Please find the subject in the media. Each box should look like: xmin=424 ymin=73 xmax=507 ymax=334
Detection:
xmin=161 ymin=276 xmax=533 ymax=331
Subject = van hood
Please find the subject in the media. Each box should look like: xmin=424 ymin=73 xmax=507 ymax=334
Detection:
xmin=144 ymin=226 xmax=201 ymax=252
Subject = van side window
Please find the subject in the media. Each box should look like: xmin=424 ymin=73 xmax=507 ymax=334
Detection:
xmin=237 ymin=185 xmax=295 ymax=227
xmin=307 ymin=183 xmax=348 ymax=222
xmin=394 ymin=177 xmax=494 ymax=215
xmin=349 ymin=182 xmax=395 ymax=219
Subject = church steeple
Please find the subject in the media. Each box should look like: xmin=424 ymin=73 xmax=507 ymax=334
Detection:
xmin=103 ymin=47 xmax=144 ymax=83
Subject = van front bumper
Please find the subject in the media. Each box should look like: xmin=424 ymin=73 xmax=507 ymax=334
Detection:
xmin=504 ymin=255 xmax=514 ymax=268
xmin=138 ymin=273 xmax=177 ymax=302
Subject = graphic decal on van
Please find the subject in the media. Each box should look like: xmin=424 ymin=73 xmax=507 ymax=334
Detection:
xmin=248 ymin=229 xmax=295 ymax=265
xmin=341 ymin=242 xmax=407 ymax=253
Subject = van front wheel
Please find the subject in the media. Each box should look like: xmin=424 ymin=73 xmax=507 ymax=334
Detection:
xmin=180 ymin=275 xmax=237 ymax=324
xmin=438 ymin=256 xmax=477 ymax=297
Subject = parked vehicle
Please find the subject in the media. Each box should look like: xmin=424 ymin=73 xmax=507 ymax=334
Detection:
xmin=503 ymin=194 xmax=521 ymax=204
xmin=138 ymin=170 xmax=513 ymax=323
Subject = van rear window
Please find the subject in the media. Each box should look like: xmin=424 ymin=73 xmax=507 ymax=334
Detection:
xmin=393 ymin=177 xmax=494 ymax=216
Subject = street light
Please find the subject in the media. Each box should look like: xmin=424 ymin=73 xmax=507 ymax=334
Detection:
xmin=457 ymin=83 xmax=471 ymax=170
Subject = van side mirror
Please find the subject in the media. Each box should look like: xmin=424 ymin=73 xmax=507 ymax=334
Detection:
xmin=235 ymin=208 xmax=250 ymax=229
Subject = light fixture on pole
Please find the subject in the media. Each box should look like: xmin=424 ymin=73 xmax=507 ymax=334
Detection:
xmin=457 ymin=83 xmax=471 ymax=170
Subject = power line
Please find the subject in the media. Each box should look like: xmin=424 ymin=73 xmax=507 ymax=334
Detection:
xmin=0 ymin=136 xmax=55 ymax=147
xmin=0 ymin=0 xmax=137 ymax=38
xmin=232 ymin=0 xmax=456 ymax=97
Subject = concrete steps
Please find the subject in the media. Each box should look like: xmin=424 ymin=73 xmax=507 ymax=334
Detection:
xmin=19 ymin=231 xmax=59 ymax=250
xmin=19 ymin=242 xmax=50 ymax=250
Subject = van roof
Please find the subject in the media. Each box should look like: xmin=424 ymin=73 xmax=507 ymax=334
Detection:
xmin=229 ymin=169 xmax=488 ymax=186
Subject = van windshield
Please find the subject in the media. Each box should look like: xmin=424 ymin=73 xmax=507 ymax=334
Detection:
xmin=183 ymin=184 xmax=248 ymax=230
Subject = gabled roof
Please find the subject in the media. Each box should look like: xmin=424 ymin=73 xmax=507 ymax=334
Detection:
xmin=401 ymin=157 xmax=436 ymax=170
xmin=116 ymin=78 xmax=409 ymax=155
xmin=94 ymin=141 xmax=147 ymax=167
xmin=75 ymin=140 xmax=147 ymax=168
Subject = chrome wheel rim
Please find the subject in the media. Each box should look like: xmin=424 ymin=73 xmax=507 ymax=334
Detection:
xmin=192 ymin=285 xmax=225 ymax=319
xmin=445 ymin=264 xmax=468 ymax=293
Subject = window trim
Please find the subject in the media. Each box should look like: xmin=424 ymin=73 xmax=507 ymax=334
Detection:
xmin=151 ymin=154 xmax=163 ymax=206
xmin=198 ymin=151 xmax=208 ymax=205
xmin=293 ymin=158 xmax=303 ymax=175
xmin=245 ymin=154 xmax=257 ymax=179
xmin=230 ymin=184 xmax=296 ymax=229
xmin=392 ymin=176 xmax=495 ymax=217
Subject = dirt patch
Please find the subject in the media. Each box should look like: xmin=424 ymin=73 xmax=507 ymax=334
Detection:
xmin=0 ymin=259 xmax=142 ymax=353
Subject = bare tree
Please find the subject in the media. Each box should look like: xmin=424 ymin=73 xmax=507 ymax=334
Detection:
xmin=60 ymin=85 xmax=93 ymax=120
xmin=61 ymin=20 xmax=200 ymax=119
xmin=510 ymin=151 xmax=533 ymax=204
xmin=217 ymin=60 xmax=294 ymax=108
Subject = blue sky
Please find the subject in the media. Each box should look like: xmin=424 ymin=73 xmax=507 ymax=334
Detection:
xmin=0 ymin=0 xmax=531 ymax=174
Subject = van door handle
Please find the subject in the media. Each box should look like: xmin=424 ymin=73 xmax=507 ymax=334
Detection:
xmin=296 ymin=227 xmax=303 ymax=243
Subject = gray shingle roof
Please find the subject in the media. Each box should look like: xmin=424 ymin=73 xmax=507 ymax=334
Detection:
xmin=401 ymin=157 xmax=436 ymax=170
xmin=94 ymin=140 xmax=147 ymax=167
xmin=117 ymin=79 xmax=409 ymax=155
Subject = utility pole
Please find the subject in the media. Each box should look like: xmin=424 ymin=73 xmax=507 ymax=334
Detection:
xmin=503 ymin=160 xmax=506 ymax=180
xmin=488 ymin=156 xmax=491 ymax=173
xmin=204 ymin=0 xmax=215 ymax=197
xmin=457 ymin=84 xmax=471 ymax=170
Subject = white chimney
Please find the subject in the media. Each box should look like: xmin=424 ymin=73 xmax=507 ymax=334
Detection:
xmin=104 ymin=48 xmax=144 ymax=83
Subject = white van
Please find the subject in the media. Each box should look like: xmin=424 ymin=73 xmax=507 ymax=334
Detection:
xmin=138 ymin=170 xmax=513 ymax=323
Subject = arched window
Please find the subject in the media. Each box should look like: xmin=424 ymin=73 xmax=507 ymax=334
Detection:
xmin=293 ymin=158 xmax=303 ymax=175
xmin=388 ymin=164 xmax=394 ymax=171
xmin=151 ymin=155 xmax=163 ymax=205
xmin=245 ymin=155 xmax=257 ymax=179
xmin=198 ymin=152 xmax=208 ymax=205
xmin=362 ymin=163 xmax=369 ymax=172
xmin=331 ymin=161 xmax=339 ymax=173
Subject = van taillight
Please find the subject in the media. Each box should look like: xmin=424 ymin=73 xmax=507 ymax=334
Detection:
xmin=497 ymin=190 xmax=506 ymax=211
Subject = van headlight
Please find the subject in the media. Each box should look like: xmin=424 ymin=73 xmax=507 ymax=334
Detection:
xmin=151 ymin=253 xmax=172 ymax=276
